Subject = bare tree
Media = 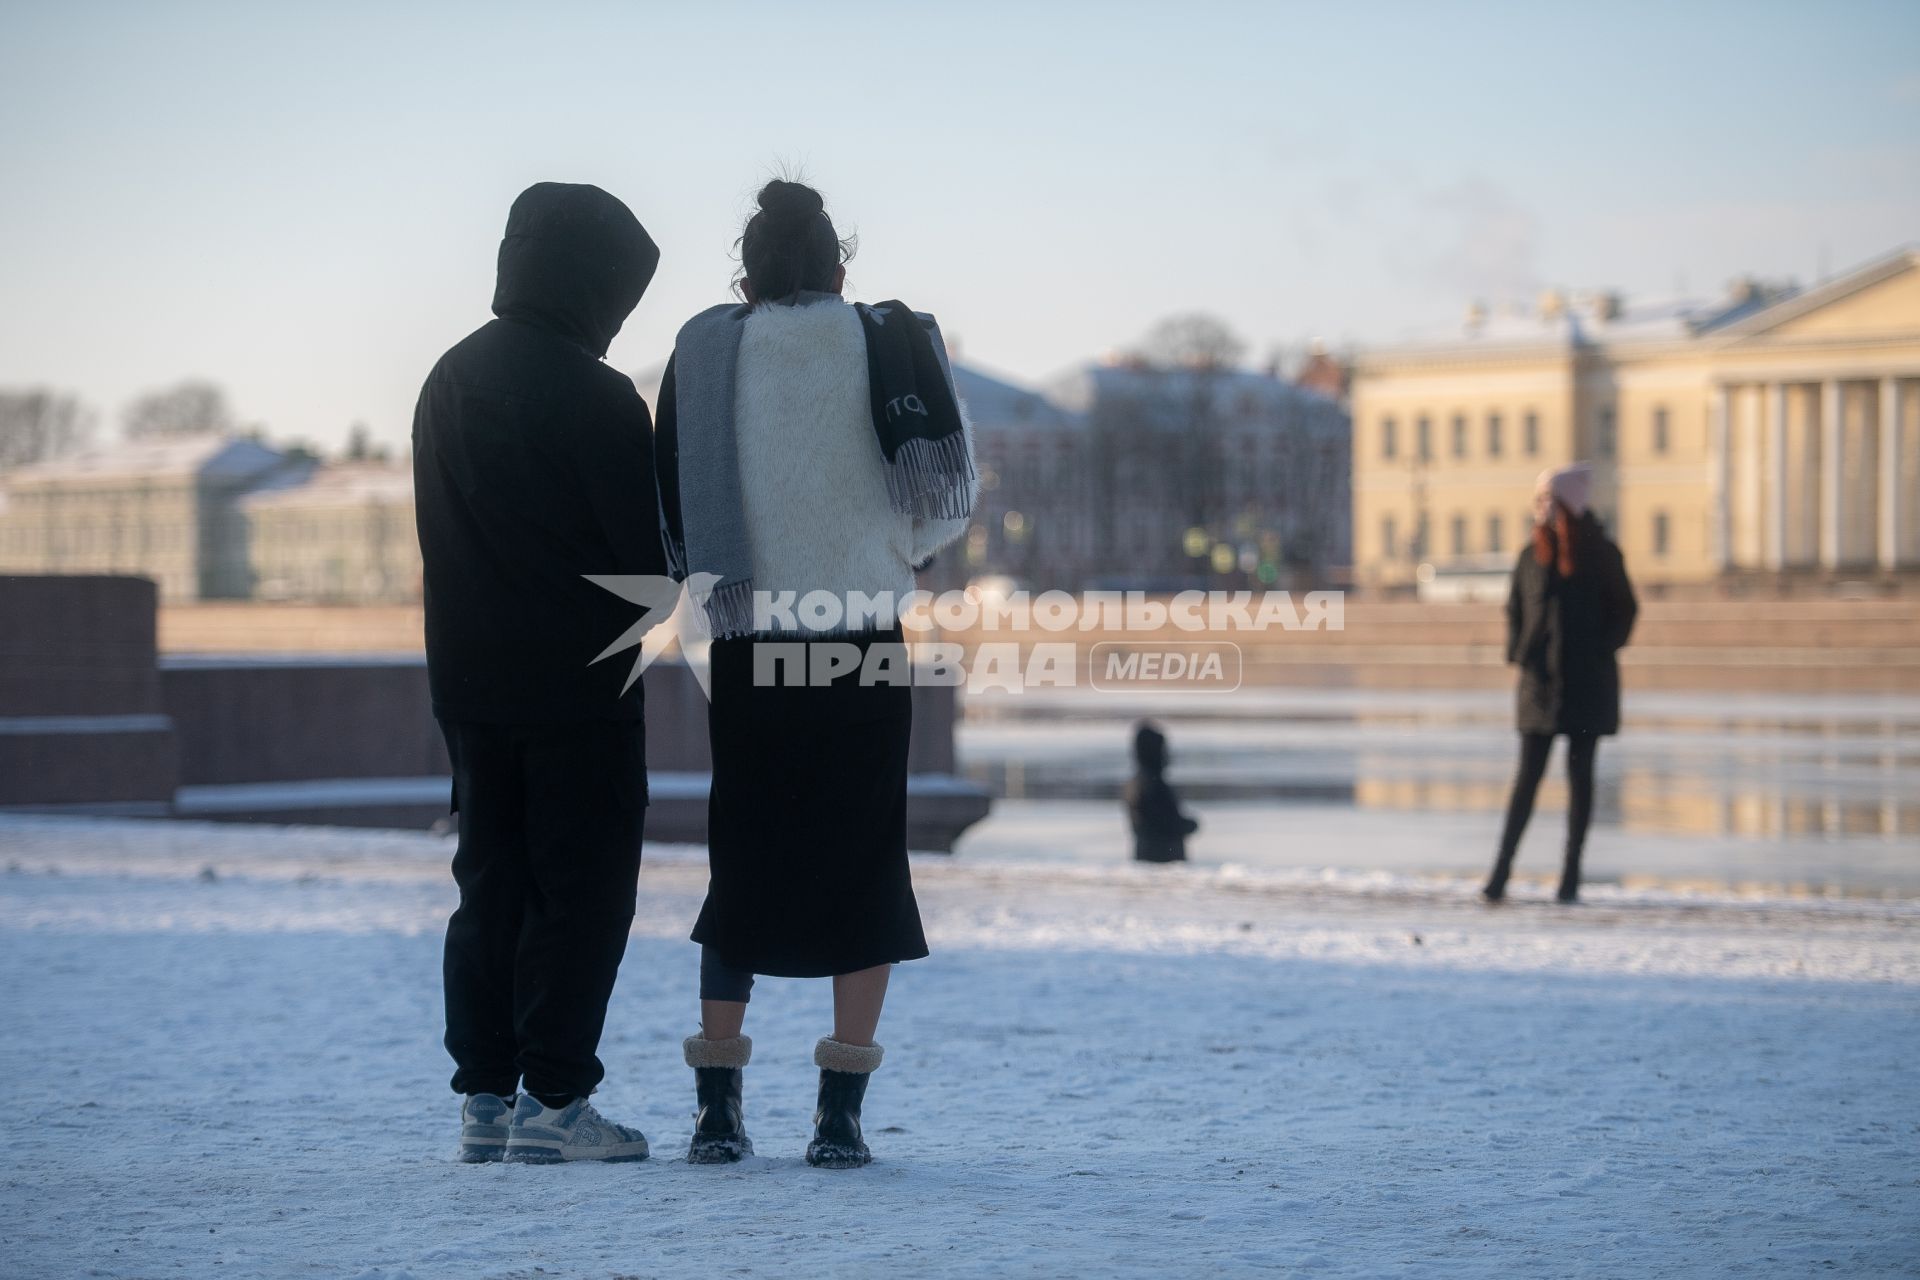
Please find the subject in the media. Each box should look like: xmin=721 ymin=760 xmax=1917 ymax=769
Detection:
xmin=1137 ymin=315 xmax=1248 ymax=567
xmin=1138 ymin=313 xmax=1247 ymax=371
xmin=122 ymin=379 xmax=232 ymax=439
xmin=0 ymin=389 xmax=95 ymax=469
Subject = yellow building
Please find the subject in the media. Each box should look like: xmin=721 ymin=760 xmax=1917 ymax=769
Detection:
xmin=1352 ymin=247 xmax=1920 ymax=591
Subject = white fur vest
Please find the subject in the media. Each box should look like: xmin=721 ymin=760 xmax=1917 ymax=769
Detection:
xmin=731 ymin=299 xmax=974 ymax=626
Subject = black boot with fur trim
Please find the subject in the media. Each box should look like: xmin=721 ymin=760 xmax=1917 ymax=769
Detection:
xmin=683 ymin=1035 xmax=753 ymax=1164
xmin=806 ymin=1037 xmax=882 ymax=1169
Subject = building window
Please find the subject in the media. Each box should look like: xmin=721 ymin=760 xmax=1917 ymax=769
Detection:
xmin=1487 ymin=513 xmax=1504 ymax=554
xmin=1416 ymin=415 xmax=1432 ymax=462
xmin=1597 ymin=405 xmax=1616 ymax=458
xmin=1653 ymin=510 xmax=1670 ymax=557
xmin=1413 ymin=512 xmax=1430 ymax=560
xmin=1450 ymin=514 xmax=1467 ymax=558
xmin=1451 ymin=414 xmax=1467 ymax=458
xmin=1487 ymin=412 xmax=1503 ymax=458
xmin=1382 ymin=515 xmax=1398 ymax=559
xmin=1523 ymin=410 xmax=1540 ymax=456
xmin=1652 ymin=405 xmax=1669 ymax=455
xmin=1381 ymin=416 xmax=1398 ymax=460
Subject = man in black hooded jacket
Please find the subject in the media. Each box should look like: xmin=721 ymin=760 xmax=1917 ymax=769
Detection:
xmin=413 ymin=182 xmax=666 ymax=1164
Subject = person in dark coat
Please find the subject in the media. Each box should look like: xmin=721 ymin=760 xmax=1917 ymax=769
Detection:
xmin=1483 ymin=463 xmax=1638 ymax=905
xmin=413 ymin=182 xmax=667 ymax=1163
xmin=1127 ymin=721 xmax=1199 ymax=863
xmin=656 ymin=179 xmax=975 ymax=1169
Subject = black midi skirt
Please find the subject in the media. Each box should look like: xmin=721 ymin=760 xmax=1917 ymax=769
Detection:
xmin=691 ymin=628 xmax=929 ymax=978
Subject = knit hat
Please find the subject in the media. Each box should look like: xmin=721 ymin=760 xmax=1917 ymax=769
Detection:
xmin=1535 ymin=463 xmax=1592 ymax=518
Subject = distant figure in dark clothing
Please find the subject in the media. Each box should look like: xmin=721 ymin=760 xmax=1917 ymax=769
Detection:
xmin=413 ymin=182 xmax=666 ymax=1164
xmin=1484 ymin=463 xmax=1638 ymax=905
xmin=1127 ymin=721 xmax=1199 ymax=863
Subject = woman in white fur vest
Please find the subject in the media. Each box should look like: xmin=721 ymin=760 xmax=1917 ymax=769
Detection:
xmin=654 ymin=179 xmax=975 ymax=1168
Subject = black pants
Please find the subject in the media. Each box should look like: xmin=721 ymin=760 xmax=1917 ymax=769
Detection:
xmin=1486 ymin=731 xmax=1598 ymax=899
xmin=699 ymin=946 xmax=755 ymax=1003
xmin=440 ymin=718 xmax=646 ymax=1099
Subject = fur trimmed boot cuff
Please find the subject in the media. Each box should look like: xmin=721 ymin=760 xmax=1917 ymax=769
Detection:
xmin=814 ymin=1037 xmax=884 ymax=1074
xmin=683 ymin=1035 xmax=753 ymax=1070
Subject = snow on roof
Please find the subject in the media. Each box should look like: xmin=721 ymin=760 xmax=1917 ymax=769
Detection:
xmin=7 ymin=434 xmax=289 ymax=485
xmin=952 ymin=361 xmax=1080 ymax=431
xmin=242 ymin=463 xmax=414 ymax=510
xmin=1044 ymin=361 xmax=1336 ymax=419
xmin=1371 ymin=272 xmax=1834 ymax=357
xmin=1389 ymin=299 xmax=1713 ymax=353
xmin=1710 ymin=245 xmax=1920 ymax=339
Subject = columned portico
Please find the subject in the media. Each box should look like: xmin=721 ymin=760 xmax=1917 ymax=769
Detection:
xmin=1883 ymin=377 xmax=1905 ymax=571
xmin=1820 ymin=380 xmax=1842 ymax=569
xmin=1716 ymin=375 xmax=1911 ymax=574
xmin=1765 ymin=382 xmax=1788 ymax=571
xmin=1710 ymin=384 xmax=1732 ymax=570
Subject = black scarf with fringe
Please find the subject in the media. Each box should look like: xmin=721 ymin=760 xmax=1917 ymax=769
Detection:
xmin=855 ymin=299 xmax=973 ymax=519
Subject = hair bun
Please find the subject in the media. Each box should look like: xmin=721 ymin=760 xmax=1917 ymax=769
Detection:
xmin=757 ymin=179 xmax=825 ymax=223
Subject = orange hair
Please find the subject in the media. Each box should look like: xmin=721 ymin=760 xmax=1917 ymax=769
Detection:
xmin=1533 ymin=501 xmax=1578 ymax=576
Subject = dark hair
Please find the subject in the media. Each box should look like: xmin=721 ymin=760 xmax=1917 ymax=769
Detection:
xmin=736 ymin=178 xmax=855 ymax=302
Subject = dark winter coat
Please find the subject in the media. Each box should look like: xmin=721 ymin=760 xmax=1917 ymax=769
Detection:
xmin=1127 ymin=724 xmax=1198 ymax=862
xmin=1505 ymin=515 xmax=1638 ymax=736
xmin=413 ymin=183 xmax=667 ymax=723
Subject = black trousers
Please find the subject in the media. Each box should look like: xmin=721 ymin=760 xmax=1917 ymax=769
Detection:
xmin=1486 ymin=731 xmax=1598 ymax=898
xmin=699 ymin=946 xmax=756 ymax=1004
xmin=440 ymin=718 xmax=646 ymax=1100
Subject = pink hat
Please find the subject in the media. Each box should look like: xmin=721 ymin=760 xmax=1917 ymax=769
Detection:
xmin=1535 ymin=463 xmax=1592 ymax=517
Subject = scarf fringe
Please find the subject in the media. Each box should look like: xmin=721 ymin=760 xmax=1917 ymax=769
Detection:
xmin=884 ymin=432 xmax=976 ymax=520
xmin=699 ymin=577 xmax=759 ymax=639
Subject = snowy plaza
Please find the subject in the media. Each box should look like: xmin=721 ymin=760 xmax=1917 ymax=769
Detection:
xmin=3 ymin=811 xmax=1916 ymax=1278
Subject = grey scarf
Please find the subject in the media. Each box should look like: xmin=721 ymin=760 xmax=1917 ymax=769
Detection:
xmin=663 ymin=292 xmax=969 ymax=638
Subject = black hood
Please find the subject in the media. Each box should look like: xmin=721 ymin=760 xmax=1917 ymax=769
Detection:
xmin=1134 ymin=721 xmax=1168 ymax=775
xmin=491 ymin=182 xmax=659 ymax=358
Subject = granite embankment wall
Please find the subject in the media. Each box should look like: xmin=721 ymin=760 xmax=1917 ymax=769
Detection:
xmin=157 ymin=598 xmax=1920 ymax=693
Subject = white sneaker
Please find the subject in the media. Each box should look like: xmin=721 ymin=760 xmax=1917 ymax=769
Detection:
xmin=458 ymin=1093 xmax=514 ymax=1163
xmin=504 ymin=1095 xmax=650 ymax=1164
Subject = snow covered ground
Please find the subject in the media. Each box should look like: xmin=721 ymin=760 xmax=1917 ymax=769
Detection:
xmin=3 ymin=815 xmax=1917 ymax=1277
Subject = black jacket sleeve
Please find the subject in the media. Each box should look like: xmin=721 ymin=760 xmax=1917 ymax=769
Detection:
xmin=1603 ymin=542 xmax=1638 ymax=652
xmin=573 ymin=377 xmax=668 ymax=578
xmin=1505 ymin=555 xmax=1525 ymax=665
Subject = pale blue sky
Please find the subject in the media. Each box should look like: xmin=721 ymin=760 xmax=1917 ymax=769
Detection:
xmin=2 ymin=0 xmax=1915 ymax=453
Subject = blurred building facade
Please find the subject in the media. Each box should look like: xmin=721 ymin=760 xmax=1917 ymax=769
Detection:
xmin=1351 ymin=247 xmax=1920 ymax=592
xmin=950 ymin=363 xmax=1091 ymax=590
xmin=244 ymin=463 xmax=420 ymax=603
xmin=967 ymin=360 xmax=1351 ymax=590
xmin=0 ymin=435 xmax=309 ymax=601
xmin=637 ymin=353 xmax=1353 ymax=593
